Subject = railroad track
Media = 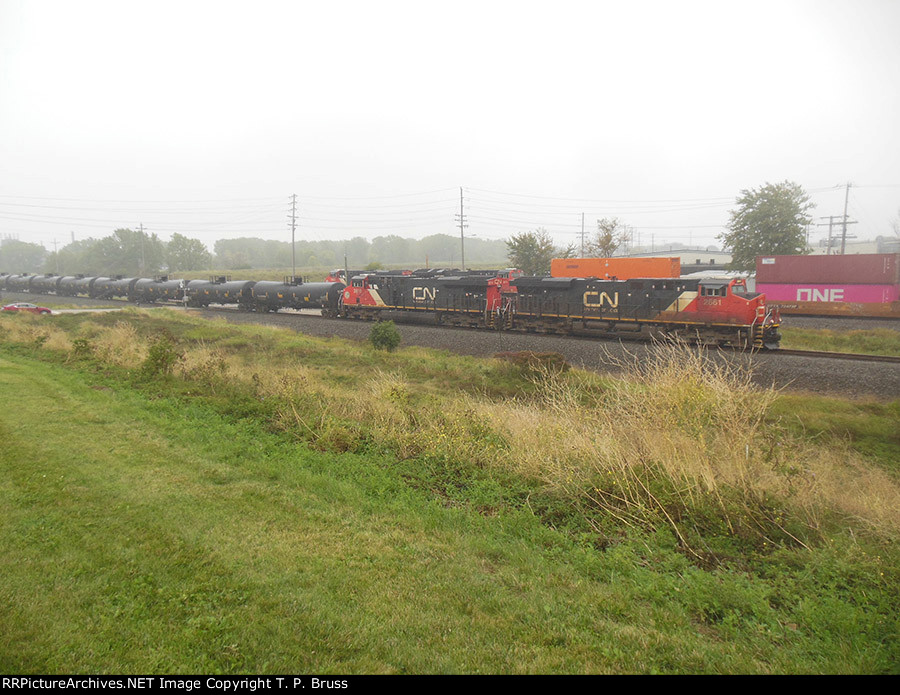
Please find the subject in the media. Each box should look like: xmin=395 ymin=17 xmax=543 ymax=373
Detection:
xmin=769 ymin=348 xmax=900 ymax=364
xmin=6 ymin=292 xmax=900 ymax=364
xmin=194 ymin=306 xmax=900 ymax=364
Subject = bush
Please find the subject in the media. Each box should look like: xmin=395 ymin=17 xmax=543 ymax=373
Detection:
xmin=141 ymin=334 xmax=183 ymax=377
xmin=369 ymin=321 xmax=401 ymax=352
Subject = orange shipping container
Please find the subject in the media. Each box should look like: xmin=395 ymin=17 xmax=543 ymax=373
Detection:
xmin=550 ymin=257 xmax=681 ymax=280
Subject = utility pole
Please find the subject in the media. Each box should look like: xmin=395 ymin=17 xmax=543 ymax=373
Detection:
xmin=818 ymin=213 xmax=857 ymax=255
xmin=289 ymin=194 xmax=298 ymax=280
xmin=455 ymin=187 xmax=467 ymax=270
xmin=818 ymin=216 xmax=837 ymax=255
xmin=841 ymin=182 xmax=851 ymax=254
xmin=52 ymin=239 xmax=59 ymax=274
xmin=137 ymin=223 xmax=146 ymax=273
xmin=580 ymin=213 xmax=585 ymax=256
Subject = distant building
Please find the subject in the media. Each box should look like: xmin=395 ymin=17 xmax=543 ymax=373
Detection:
xmin=809 ymin=236 xmax=900 ymax=255
xmin=617 ymin=247 xmax=732 ymax=274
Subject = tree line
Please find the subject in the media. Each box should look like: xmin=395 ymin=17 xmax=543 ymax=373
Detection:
xmin=0 ymin=231 xmax=509 ymax=276
xmin=0 ymin=230 xmax=210 ymax=276
xmin=0 ymin=181 xmax=852 ymax=277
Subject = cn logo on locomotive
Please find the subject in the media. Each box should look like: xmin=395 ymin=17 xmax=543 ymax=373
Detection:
xmin=412 ymin=287 xmax=437 ymax=302
xmin=582 ymin=291 xmax=618 ymax=308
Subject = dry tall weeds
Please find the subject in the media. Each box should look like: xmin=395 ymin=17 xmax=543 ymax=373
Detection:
xmin=4 ymin=314 xmax=897 ymax=545
xmin=492 ymin=341 xmax=900 ymax=545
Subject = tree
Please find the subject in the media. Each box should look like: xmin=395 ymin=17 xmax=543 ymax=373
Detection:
xmin=506 ymin=229 xmax=571 ymax=276
xmin=587 ymin=217 xmax=628 ymax=257
xmin=369 ymin=320 xmax=401 ymax=352
xmin=0 ymin=239 xmax=46 ymax=273
xmin=167 ymin=233 xmax=211 ymax=272
xmin=719 ymin=181 xmax=814 ymax=271
xmin=88 ymin=228 xmax=165 ymax=275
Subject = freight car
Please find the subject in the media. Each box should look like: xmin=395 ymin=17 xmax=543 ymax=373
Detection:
xmin=551 ymin=257 xmax=681 ymax=280
xmin=5 ymin=268 xmax=782 ymax=348
xmin=756 ymin=253 xmax=900 ymax=318
xmin=341 ymin=272 xmax=781 ymax=348
xmin=184 ymin=277 xmax=256 ymax=309
xmin=182 ymin=276 xmax=345 ymax=315
xmin=249 ymin=279 xmax=345 ymax=316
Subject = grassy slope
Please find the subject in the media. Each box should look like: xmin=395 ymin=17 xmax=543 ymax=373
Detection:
xmin=0 ymin=354 xmax=733 ymax=673
xmin=0 ymin=316 xmax=898 ymax=673
xmin=769 ymin=396 xmax=900 ymax=478
xmin=779 ymin=327 xmax=900 ymax=356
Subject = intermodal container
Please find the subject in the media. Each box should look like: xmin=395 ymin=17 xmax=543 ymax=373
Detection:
xmin=551 ymin=257 xmax=680 ymax=280
xmin=756 ymin=254 xmax=900 ymax=285
xmin=756 ymin=283 xmax=900 ymax=304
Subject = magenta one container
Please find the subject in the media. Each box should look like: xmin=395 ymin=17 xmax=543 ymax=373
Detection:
xmin=756 ymin=254 xmax=900 ymax=285
xmin=756 ymin=283 xmax=900 ymax=303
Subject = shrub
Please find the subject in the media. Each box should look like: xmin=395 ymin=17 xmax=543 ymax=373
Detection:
xmin=369 ymin=321 xmax=401 ymax=352
xmin=141 ymin=334 xmax=183 ymax=377
xmin=71 ymin=337 xmax=92 ymax=357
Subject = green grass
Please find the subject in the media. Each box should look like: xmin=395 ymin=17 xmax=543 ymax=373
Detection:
xmin=1 ymin=312 xmax=899 ymax=673
xmin=780 ymin=327 xmax=900 ymax=356
xmin=769 ymin=395 xmax=900 ymax=477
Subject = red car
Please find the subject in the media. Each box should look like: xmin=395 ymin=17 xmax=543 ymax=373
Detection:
xmin=2 ymin=302 xmax=52 ymax=315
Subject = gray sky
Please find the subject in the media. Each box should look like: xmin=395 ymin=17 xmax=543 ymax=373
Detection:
xmin=1 ymin=0 xmax=898 ymax=253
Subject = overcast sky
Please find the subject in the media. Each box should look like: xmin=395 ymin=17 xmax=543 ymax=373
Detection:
xmin=1 ymin=0 xmax=898 ymax=254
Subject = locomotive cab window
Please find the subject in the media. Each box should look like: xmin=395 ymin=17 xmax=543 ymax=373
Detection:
xmin=701 ymin=286 xmax=726 ymax=297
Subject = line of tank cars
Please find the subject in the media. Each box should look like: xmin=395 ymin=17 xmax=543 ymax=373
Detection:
xmin=0 ymin=268 xmax=782 ymax=348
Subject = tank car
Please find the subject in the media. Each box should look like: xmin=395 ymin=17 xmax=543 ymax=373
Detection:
xmin=92 ymin=276 xmax=140 ymax=300
xmin=185 ymin=277 xmax=255 ymax=308
xmin=56 ymin=275 xmax=111 ymax=298
xmin=251 ymin=279 xmax=345 ymax=316
xmin=4 ymin=274 xmax=38 ymax=293
xmin=132 ymin=277 xmax=184 ymax=303
xmin=29 ymin=274 xmax=64 ymax=295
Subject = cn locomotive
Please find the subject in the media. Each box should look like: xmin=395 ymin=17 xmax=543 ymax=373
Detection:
xmin=341 ymin=270 xmax=780 ymax=348
xmin=0 ymin=268 xmax=781 ymax=348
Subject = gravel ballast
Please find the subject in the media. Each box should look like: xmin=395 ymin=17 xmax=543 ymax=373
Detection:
xmin=3 ymin=291 xmax=897 ymax=399
xmin=208 ymin=309 xmax=900 ymax=400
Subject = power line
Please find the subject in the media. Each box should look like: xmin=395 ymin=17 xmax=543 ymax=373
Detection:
xmin=0 ymin=194 xmax=284 ymax=203
xmin=466 ymin=186 xmax=736 ymax=203
xmin=292 ymin=187 xmax=458 ymax=200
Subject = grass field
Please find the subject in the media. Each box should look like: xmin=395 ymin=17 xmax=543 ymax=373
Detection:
xmin=1 ymin=309 xmax=898 ymax=673
xmin=779 ymin=326 xmax=900 ymax=356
